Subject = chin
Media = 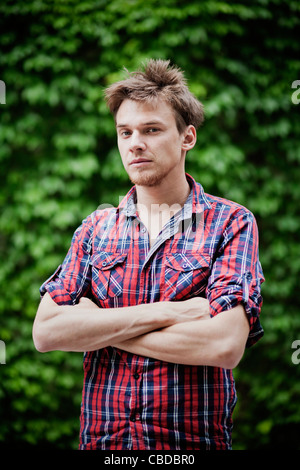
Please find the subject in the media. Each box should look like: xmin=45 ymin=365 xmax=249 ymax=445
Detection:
xmin=128 ymin=168 xmax=170 ymax=188
xmin=129 ymin=174 xmax=164 ymax=187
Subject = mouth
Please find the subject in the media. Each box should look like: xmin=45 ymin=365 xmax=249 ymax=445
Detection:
xmin=130 ymin=158 xmax=153 ymax=167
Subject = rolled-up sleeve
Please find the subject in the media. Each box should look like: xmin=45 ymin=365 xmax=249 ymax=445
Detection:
xmin=207 ymin=209 xmax=264 ymax=347
xmin=39 ymin=216 xmax=93 ymax=306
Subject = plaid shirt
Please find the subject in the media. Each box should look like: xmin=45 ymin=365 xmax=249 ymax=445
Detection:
xmin=40 ymin=174 xmax=264 ymax=450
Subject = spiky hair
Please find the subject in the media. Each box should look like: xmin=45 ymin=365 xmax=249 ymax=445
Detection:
xmin=104 ymin=59 xmax=204 ymax=133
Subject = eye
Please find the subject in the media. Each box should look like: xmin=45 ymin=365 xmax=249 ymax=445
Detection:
xmin=147 ymin=128 xmax=160 ymax=134
xmin=120 ymin=130 xmax=131 ymax=137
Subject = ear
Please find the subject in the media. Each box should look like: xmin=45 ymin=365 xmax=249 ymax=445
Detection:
xmin=182 ymin=125 xmax=197 ymax=152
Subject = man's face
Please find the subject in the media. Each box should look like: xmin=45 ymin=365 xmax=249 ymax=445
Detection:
xmin=116 ymin=99 xmax=192 ymax=187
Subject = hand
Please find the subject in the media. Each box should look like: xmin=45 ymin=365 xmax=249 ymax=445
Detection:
xmin=78 ymin=297 xmax=99 ymax=309
xmin=170 ymin=297 xmax=210 ymax=324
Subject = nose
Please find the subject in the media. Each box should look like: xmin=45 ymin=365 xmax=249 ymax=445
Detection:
xmin=129 ymin=131 xmax=146 ymax=152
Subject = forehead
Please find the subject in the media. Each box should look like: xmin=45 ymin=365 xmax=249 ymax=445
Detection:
xmin=116 ymin=99 xmax=177 ymax=127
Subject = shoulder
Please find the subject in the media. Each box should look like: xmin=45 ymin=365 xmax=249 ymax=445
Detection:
xmin=192 ymin=178 xmax=254 ymax=222
xmin=73 ymin=206 xmax=118 ymax=238
xmin=204 ymin=191 xmax=255 ymax=221
xmin=84 ymin=206 xmax=118 ymax=225
xmin=201 ymin=191 xmax=260 ymax=239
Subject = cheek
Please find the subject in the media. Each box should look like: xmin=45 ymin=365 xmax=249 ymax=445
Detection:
xmin=165 ymin=140 xmax=184 ymax=161
xmin=117 ymin=142 xmax=128 ymax=162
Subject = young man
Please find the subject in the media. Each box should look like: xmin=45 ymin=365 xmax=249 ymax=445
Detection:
xmin=33 ymin=60 xmax=264 ymax=450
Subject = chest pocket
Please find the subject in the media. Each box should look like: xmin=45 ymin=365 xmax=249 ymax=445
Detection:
xmin=163 ymin=252 xmax=211 ymax=301
xmin=89 ymin=252 xmax=127 ymax=305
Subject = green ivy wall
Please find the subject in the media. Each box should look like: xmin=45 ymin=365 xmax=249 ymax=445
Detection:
xmin=0 ymin=0 xmax=300 ymax=449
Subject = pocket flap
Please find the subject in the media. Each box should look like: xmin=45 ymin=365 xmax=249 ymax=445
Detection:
xmin=90 ymin=252 xmax=127 ymax=270
xmin=165 ymin=252 xmax=210 ymax=272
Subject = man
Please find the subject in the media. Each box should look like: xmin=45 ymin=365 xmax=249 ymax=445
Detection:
xmin=33 ymin=59 xmax=264 ymax=450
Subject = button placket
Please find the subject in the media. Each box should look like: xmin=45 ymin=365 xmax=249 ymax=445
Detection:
xmin=129 ymin=365 xmax=143 ymax=443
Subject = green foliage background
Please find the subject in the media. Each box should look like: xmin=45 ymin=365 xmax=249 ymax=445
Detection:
xmin=1 ymin=0 xmax=300 ymax=450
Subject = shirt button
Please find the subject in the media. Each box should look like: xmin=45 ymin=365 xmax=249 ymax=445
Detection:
xmin=130 ymin=413 xmax=140 ymax=422
xmin=141 ymin=227 xmax=146 ymax=233
xmin=134 ymin=373 xmax=139 ymax=380
xmin=102 ymin=261 xmax=107 ymax=267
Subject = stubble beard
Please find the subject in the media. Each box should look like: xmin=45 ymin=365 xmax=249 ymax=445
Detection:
xmin=128 ymin=166 xmax=170 ymax=188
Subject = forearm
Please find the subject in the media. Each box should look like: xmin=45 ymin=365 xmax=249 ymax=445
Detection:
xmin=33 ymin=294 xmax=209 ymax=353
xmin=114 ymin=321 xmax=221 ymax=366
xmin=33 ymin=293 xmax=174 ymax=353
xmin=114 ymin=305 xmax=250 ymax=369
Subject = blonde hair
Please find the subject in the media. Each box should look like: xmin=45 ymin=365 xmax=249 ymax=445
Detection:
xmin=104 ymin=59 xmax=204 ymax=133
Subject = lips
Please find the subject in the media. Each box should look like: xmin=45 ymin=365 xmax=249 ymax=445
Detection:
xmin=130 ymin=158 xmax=152 ymax=166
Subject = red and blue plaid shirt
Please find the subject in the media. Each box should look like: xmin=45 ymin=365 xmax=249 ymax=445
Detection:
xmin=40 ymin=174 xmax=264 ymax=450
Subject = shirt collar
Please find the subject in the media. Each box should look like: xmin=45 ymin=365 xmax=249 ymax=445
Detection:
xmin=186 ymin=173 xmax=212 ymax=214
xmin=117 ymin=173 xmax=211 ymax=218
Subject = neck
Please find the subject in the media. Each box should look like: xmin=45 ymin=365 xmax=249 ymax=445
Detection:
xmin=135 ymin=173 xmax=190 ymax=213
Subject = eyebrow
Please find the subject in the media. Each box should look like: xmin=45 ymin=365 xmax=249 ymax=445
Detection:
xmin=116 ymin=121 xmax=165 ymax=128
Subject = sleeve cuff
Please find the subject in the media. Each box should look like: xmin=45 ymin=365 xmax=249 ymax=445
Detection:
xmin=39 ymin=265 xmax=75 ymax=305
xmin=209 ymin=271 xmax=264 ymax=348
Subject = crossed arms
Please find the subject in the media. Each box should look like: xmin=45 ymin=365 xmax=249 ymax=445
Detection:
xmin=33 ymin=293 xmax=250 ymax=369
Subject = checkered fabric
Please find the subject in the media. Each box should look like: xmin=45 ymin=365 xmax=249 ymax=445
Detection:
xmin=40 ymin=174 xmax=264 ymax=450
